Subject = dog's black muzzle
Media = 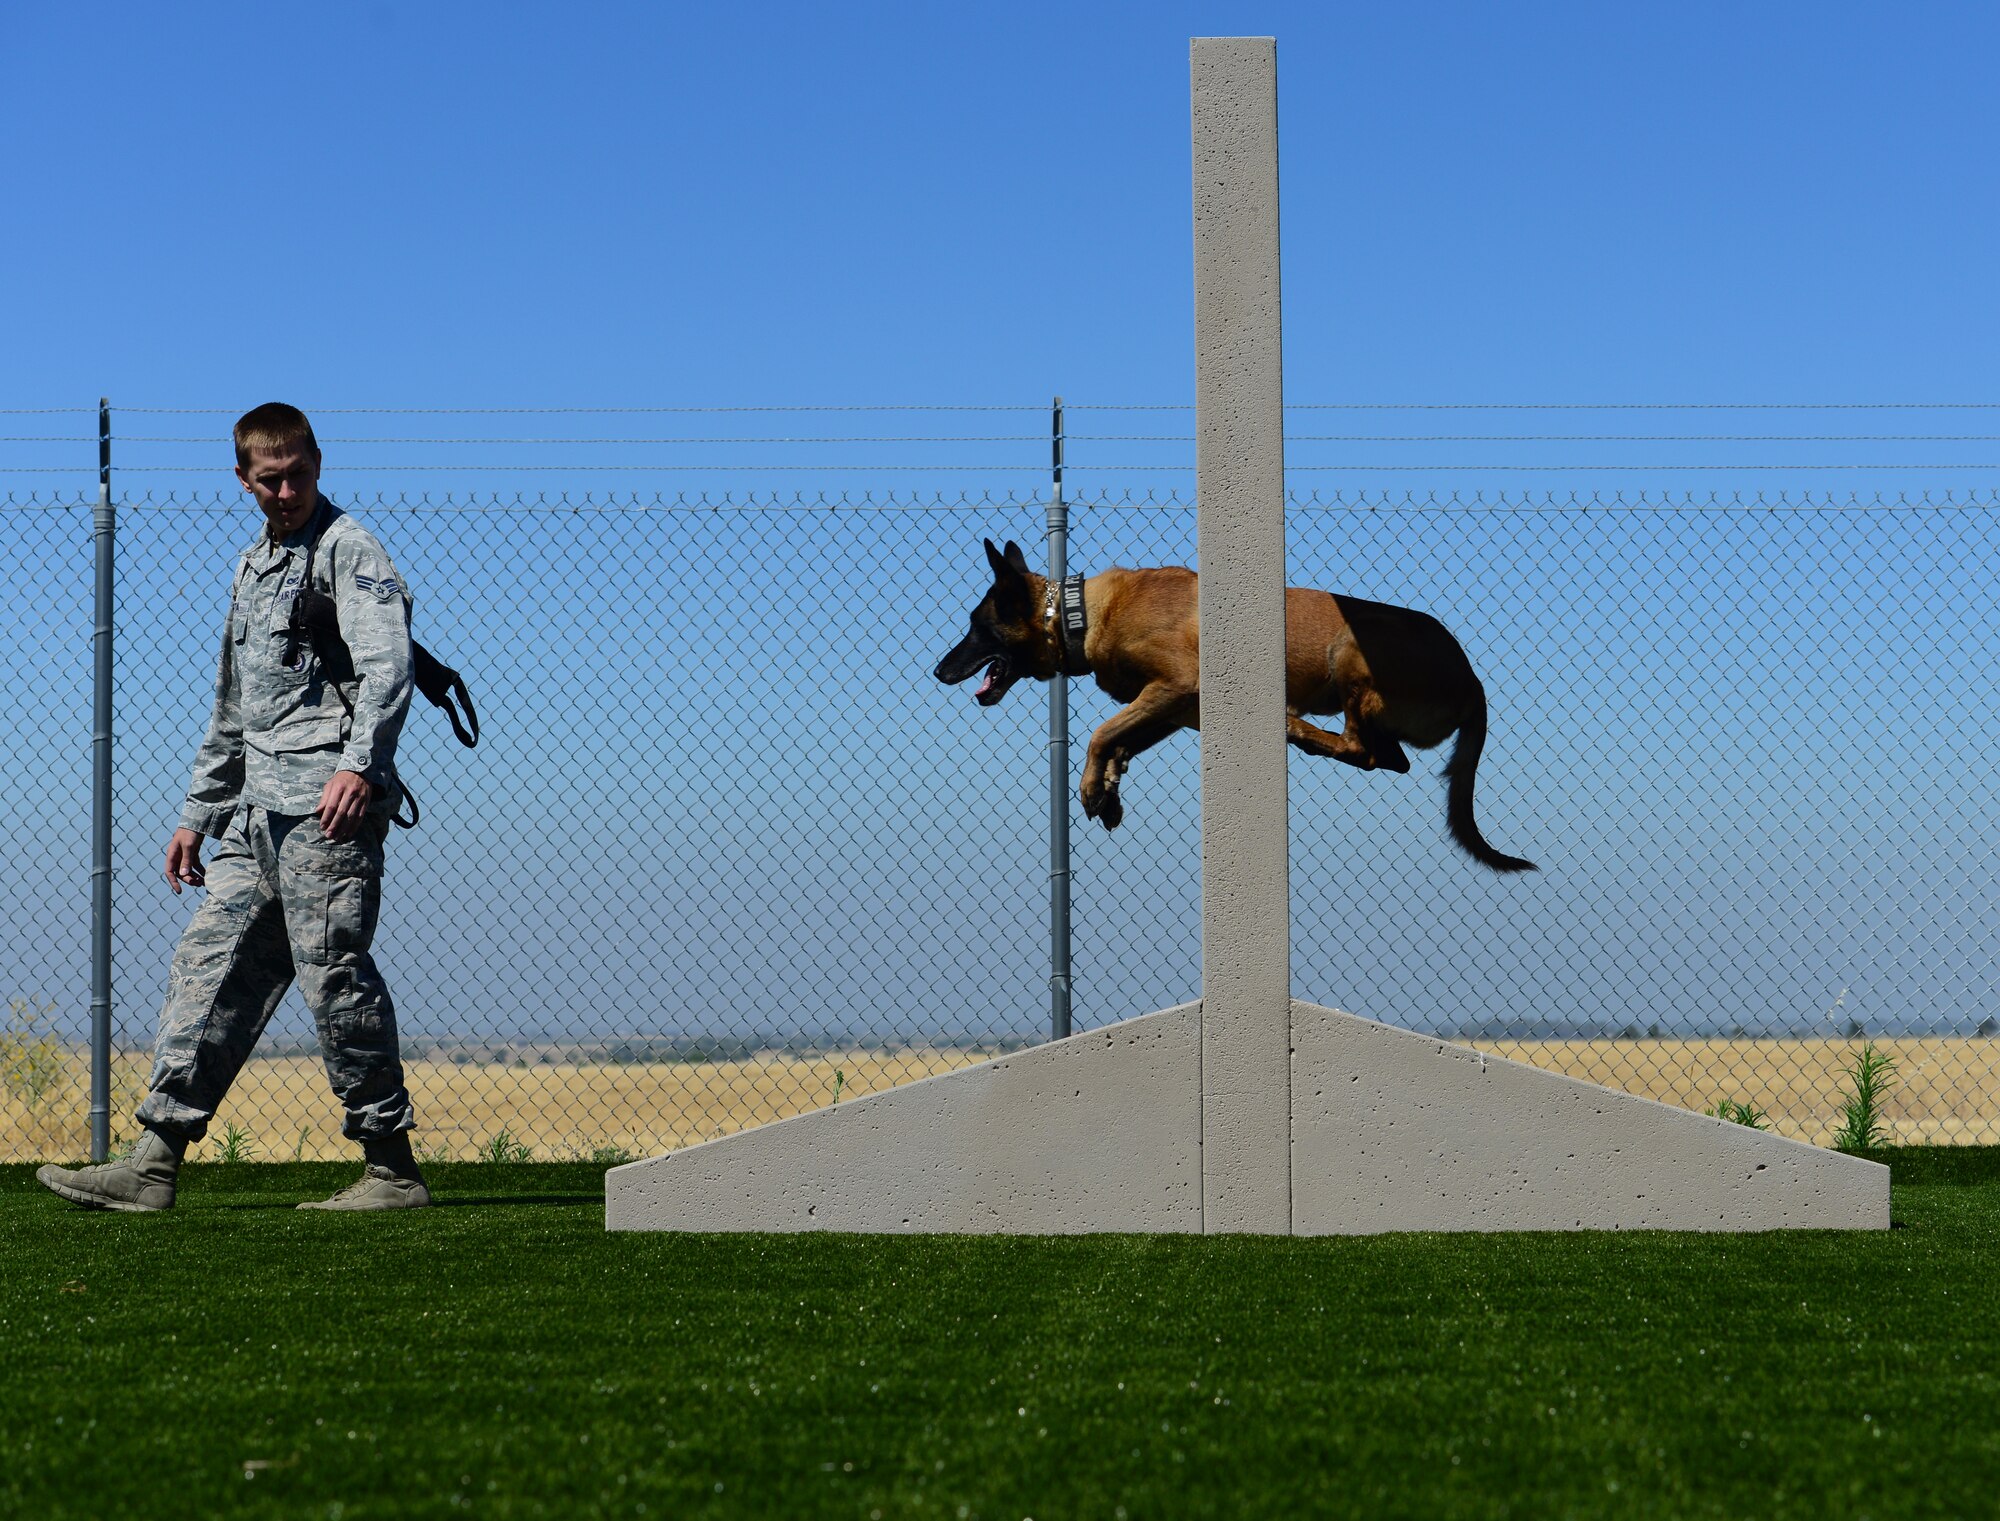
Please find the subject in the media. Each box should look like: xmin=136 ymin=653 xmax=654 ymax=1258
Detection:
xmin=935 ymin=633 xmax=1013 ymax=705
xmin=934 ymin=631 xmax=990 ymax=685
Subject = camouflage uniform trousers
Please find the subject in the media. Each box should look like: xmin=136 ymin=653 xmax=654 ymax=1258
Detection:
xmin=137 ymin=804 xmax=417 ymax=1143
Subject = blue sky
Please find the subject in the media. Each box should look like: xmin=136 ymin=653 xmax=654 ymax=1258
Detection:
xmin=8 ymin=2 xmax=2000 ymax=1071
xmin=5 ymin=0 xmax=1999 ymax=481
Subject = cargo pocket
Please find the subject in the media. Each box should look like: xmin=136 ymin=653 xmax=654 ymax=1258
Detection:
xmin=327 ymin=997 xmax=394 ymax=1053
xmin=301 ymin=870 xmax=381 ymax=966
xmin=286 ymin=819 xmax=385 ymax=966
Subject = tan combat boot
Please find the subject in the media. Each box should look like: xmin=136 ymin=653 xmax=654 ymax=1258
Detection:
xmin=298 ymin=1132 xmax=431 ymax=1211
xmin=37 ymin=1127 xmax=185 ymax=1212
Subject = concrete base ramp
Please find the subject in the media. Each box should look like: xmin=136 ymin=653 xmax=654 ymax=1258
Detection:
xmin=1290 ymin=1001 xmax=1888 ymax=1233
xmin=606 ymin=1004 xmax=1201 ymax=1233
xmin=605 ymin=1000 xmax=1887 ymax=1234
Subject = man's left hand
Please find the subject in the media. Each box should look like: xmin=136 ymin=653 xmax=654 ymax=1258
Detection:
xmin=317 ymin=771 xmax=375 ymax=842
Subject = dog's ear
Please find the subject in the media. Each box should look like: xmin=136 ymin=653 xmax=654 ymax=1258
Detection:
xmin=982 ymin=537 xmax=1033 ymax=615
xmin=985 ymin=538 xmax=1024 ymax=581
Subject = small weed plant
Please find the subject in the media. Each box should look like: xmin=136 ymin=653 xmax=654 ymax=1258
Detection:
xmin=478 ymin=1128 xmax=534 ymax=1163
xmin=586 ymin=1145 xmax=636 ymax=1166
xmin=212 ymin=1122 xmax=258 ymax=1163
xmin=1832 ymin=1042 xmax=1897 ymax=1150
xmin=1705 ymin=1098 xmax=1767 ymax=1129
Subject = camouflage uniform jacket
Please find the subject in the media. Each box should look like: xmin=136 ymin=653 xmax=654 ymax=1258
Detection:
xmin=179 ymin=500 xmax=415 ymax=836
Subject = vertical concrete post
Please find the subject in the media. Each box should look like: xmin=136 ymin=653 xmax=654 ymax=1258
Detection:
xmin=1191 ymin=37 xmax=1290 ymax=1233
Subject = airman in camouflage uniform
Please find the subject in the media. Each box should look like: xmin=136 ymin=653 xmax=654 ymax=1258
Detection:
xmin=38 ymin=403 xmax=431 ymax=1212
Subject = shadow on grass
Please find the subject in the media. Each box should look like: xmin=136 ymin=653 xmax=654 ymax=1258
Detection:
xmin=1 ymin=1161 xmax=614 ymax=1204
xmin=193 ymin=1193 xmax=604 ymax=1212
xmin=434 ymin=1194 xmax=604 ymax=1208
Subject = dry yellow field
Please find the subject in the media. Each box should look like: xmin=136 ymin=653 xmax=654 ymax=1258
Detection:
xmin=1468 ymin=1036 xmax=2000 ymax=1147
xmin=6 ymin=1037 xmax=1998 ymax=1161
xmin=1 ymin=1048 xmax=996 ymax=1162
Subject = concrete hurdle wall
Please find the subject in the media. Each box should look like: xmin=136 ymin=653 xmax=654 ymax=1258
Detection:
xmin=605 ymin=38 xmax=1890 ymax=1235
xmin=1193 ymin=36 xmax=1293 ymax=1235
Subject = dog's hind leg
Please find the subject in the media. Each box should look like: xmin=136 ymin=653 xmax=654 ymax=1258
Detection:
xmin=1362 ymin=726 xmax=1411 ymax=773
xmin=1287 ymin=682 xmax=1413 ymax=773
xmin=1286 ymin=713 xmax=1376 ymax=770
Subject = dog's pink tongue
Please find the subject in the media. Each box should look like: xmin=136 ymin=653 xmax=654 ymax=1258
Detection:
xmin=975 ymin=667 xmax=996 ymax=699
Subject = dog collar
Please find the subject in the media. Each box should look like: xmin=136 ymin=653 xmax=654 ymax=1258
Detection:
xmin=1045 ymin=574 xmax=1087 ymax=674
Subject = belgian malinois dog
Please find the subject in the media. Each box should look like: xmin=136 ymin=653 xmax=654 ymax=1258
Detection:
xmin=934 ymin=539 xmax=1535 ymax=872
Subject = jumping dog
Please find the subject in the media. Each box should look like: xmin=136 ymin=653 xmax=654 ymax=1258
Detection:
xmin=934 ymin=539 xmax=1535 ymax=872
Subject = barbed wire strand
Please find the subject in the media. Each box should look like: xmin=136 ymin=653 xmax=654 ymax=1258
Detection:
xmin=9 ymin=461 xmax=2000 ymax=474
xmin=1071 ymin=402 xmax=2000 ymax=411
xmin=91 ymin=401 xmax=2000 ymax=415
xmin=7 ymin=463 xmax=1052 ymax=473
xmin=101 ymin=434 xmax=1050 ymax=446
xmin=1286 ymin=463 xmax=2000 ymax=472
xmin=39 ymin=432 xmax=2000 ymax=445
xmin=109 ymin=404 xmax=1049 ymax=415
xmin=1077 ymin=434 xmax=2000 ymax=444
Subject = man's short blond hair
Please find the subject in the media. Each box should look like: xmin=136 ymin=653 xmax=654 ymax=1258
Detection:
xmin=233 ymin=402 xmax=320 ymax=468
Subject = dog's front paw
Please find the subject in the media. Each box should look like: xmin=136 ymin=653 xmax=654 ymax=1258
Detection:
xmin=1092 ymin=779 xmax=1123 ymax=831
xmin=1081 ymin=785 xmax=1121 ymax=829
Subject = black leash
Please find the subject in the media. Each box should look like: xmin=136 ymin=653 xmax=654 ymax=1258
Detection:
xmin=282 ymin=508 xmax=478 ymax=828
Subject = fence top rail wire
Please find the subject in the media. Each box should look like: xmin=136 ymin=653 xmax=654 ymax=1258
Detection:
xmin=1071 ymin=434 xmax=2000 ymax=443
xmin=13 ymin=462 xmax=2000 ymax=474
xmin=60 ymin=401 xmax=2000 ymax=414
xmin=10 ymin=486 xmax=1999 ymax=513
xmin=1066 ymin=401 xmax=2000 ymax=411
xmin=100 ymin=434 xmax=1053 ymax=446
xmin=34 ymin=433 xmax=2000 ymax=445
xmin=26 ymin=463 xmax=1060 ymax=473
xmin=2 ymin=489 xmax=1065 ymax=512
xmin=106 ymin=404 xmax=1052 ymax=415
xmin=1286 ymin=462 xmax=2000 ymax=472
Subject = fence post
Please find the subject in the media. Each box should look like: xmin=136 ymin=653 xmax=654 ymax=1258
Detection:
xmin=1045 ymin=396 xmax=1073 ymax=1041
xmin=89 ymin=397 xmax=114 ymax=1161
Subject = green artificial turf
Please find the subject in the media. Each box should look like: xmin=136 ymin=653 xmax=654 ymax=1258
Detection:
xmin=4 ymin=1154 xmax=1999 ymax=1520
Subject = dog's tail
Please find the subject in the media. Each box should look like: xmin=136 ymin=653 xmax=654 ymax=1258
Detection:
xmin=1444 ymin=688 xmax=1536 ymax=873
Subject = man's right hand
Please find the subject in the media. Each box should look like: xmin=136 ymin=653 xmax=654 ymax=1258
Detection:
xmin=164 ymin=829 xmax=207 ymax=893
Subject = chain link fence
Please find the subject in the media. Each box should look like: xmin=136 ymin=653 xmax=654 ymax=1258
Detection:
xmin=6 ymin=485 xmax=1998 ymax=1159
